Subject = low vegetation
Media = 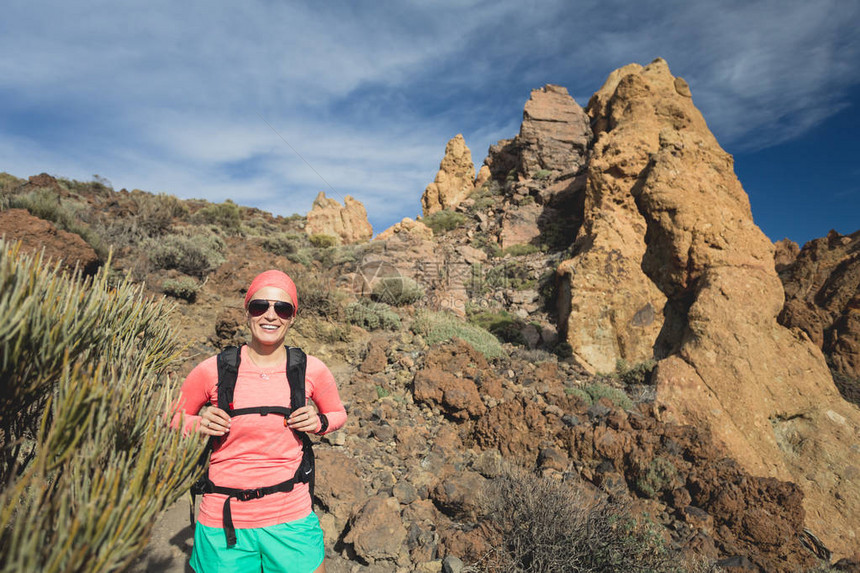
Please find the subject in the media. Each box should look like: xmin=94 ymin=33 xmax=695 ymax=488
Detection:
xmin=0 ymin=240 xmax=202 ymax=573
xmin=412 ymin=310 xmax=505 ymax=359
xmin=422 ymin=209 xmax=466 ymax=235
xmin=479 ymin=464 xmax=703 ymax=572
xmin=345 ymin=300 xmax=402 ymax=331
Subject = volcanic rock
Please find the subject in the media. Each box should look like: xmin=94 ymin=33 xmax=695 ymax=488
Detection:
xmin=305 ymin=191 xmax=372 ymax=244
xmin=421 ymin=135 xmax=476 ymax=216
xmin=0 ymin=208 xmax=99 ymax=274
xmin=556 ymin=61 xmax=669 ymax=372
xmin=778 ymin=229 xmax=860 ymax=381
xmin=376 ymin=217 xmax=433 ymax=241
xmin=517 ymin=84 xmax=592 ymax=179
xmin=592 ymin=60 xmax=860 ymax=557
xmin=773 ymin=238 xmax=800 ymax=272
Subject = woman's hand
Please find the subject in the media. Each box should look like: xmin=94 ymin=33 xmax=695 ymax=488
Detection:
xmin=198 ymin=405 xmax=231 ymax=436
xmin=287 ymin=405 xmax=319 ymax=433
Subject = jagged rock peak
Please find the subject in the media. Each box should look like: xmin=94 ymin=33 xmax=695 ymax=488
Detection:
xmin=305 ymin=191 xmax=372 ymax=244
xmin=518 ymin=84 xmax=592 ymax=178
xmin=554 ymin=58 xmax=860 ymax=558
xmin=421 ymin=134 xmax=475 ymax=216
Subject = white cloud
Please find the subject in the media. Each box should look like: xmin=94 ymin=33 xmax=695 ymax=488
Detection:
xmin=1 ymin=0 xmax=858 ymax=234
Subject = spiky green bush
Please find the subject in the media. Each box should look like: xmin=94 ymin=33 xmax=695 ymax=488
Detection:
xmin=412 ymin=310 xmax=504 ymax=359
xmin=0 ymin=240 xmax=202 ymax=573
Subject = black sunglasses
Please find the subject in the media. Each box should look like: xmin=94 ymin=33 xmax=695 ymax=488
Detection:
xmin=247 ymin=299 xmax=295 ymax=319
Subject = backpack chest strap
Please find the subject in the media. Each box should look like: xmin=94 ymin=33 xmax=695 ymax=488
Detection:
xmin=228 ymin=406 xmax=292 ymax=418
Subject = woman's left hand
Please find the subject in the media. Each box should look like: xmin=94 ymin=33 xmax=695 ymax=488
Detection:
xmin=286 ymin=405 xmax=319 ymax=433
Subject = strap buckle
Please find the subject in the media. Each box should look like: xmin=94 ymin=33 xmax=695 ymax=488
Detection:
xmin=237 ymin=488 xmax=264 ymax=502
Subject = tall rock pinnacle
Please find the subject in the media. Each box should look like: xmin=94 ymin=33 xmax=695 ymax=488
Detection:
xmin=567 ymin=58 xmax=859 ymax=557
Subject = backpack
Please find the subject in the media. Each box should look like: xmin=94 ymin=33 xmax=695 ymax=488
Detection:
xmin=189 ymin=345 xmax=317 ymax=547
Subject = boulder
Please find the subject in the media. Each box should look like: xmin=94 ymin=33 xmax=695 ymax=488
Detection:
xmin=778 ymin=229 xmax=860 ymax=381
xmin=0 ymin=208 xmax=99 ymax=274
xmin=421 ymin=135 xmax=476 ymax=216
xmin=344 ymin=495 xmax=408 ymax=563
xmin=305 ymin=191 xmax=372 ymax=244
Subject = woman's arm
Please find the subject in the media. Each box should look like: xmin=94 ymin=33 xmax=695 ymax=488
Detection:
xmin=170 ymin=356 xmax=224 ymax=436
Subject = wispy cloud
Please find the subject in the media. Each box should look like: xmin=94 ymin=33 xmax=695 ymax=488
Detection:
xmin=1 ymin=0 xmax=858 ymax=233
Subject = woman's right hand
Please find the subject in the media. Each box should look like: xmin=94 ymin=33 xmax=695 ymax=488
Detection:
xmin=197 ymin=406 xmax=231 ymax=436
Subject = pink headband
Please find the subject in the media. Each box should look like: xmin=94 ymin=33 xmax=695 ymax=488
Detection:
xmin=244 ymin=270 xmax=298 ymax=313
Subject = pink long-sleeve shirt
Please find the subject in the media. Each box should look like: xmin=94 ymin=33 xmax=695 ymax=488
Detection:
xmin=176 ymin=345 xmax=346 ymax=529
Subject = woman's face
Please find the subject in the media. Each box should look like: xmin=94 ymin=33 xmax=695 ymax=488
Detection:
xmin=246 ymin=286 xmax=295 ymax=349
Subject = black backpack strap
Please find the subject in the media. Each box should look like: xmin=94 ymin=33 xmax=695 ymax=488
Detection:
xmin=192 ymin=345 xmax=317 ymax=548
xmin=286 ymin=346 xmax=307 ymax=411
xmin=216 ymin=345 xmax=241 ymax=413
xmin=189 ymin=346 xmax=241 ymax=527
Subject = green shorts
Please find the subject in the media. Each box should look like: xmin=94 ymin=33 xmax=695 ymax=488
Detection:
xmin=190 ymin=512 xmax=324 ymax=573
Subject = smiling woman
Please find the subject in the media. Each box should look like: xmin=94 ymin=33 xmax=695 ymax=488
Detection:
xmin=173 ymin=269 xmax=347 ymax=573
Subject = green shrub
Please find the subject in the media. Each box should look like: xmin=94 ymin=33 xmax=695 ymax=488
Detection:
xmin=467 ymin=310 xmax=527 ymax=346
xmin=422 ymin=209 xmax=466 ymax=235
xmin=291 ymin=272 xmax=344 ymax=318
xmin=371 ymin=276 xmax=424 ymax=306
xmin=161 ymin=276 xmax=200 ymax=301
xmin=286 ymin=249 xmax=314 ymax=267
xmin=0 ymin=240 xmax=202 ymax=573
xmin=147 ymin=232 xmax=225 ymax=278
xmin=584 ymin=382 xmax=633 ymax=410
xmin=308 ymin=233 xmax=339 ymax=248
xmin=132 ymin=191 xmax=188 ymax=236
xmin=501 ymin=243 xmax=540 ymax=257
xmin=412 ymin=310 xmax=505 ymax=359
xmin=258 ymin=232 xmax=303 ymax=257
xmin=564 ymin=386 xmax=593 ymax=406
xmin=636 ymin=456 xmax=680 ymax=500
xmin=345 ymin=300 xmax=401 ymax=331
xmin=534 ymin=169 xmax=552 ymax=180
xmin=483 ymin=464 xmax=683 ymax=572
xmin=615 ymin=358 xmax=657 ymax=386
xmin=471 ymin=234 xmax=502 ymax=258
xmin=191 ymin=199 xmax=242 ymax=234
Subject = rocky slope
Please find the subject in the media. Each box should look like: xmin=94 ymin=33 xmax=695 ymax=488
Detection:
xmin=3 ymin=57 xmax=860 ymax=571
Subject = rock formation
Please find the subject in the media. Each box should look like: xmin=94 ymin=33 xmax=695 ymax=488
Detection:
xmin=778 ymin=230 xmax=860 ymax=381
xmin=304 ymin=191 xmax=372 ymax=244
xmin=421 ymin=134 xmax=476 ymax=216
xmin=556 ymin=64 xmax=668 ymax=373
xmin=773 ymin=238 xmax=800 ymax=272
xmin=517 ymin=85 xmax=592 ymax=179
xmin=376 ymin=217 xmax=433 ymax=241
xmin=583 ymin=60 xmax=860 ymax=557
xmin=0 ymin=208 xmax=99 ymax=274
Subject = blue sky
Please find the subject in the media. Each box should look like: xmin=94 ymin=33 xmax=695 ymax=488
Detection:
xmin=1 ymin=0 xmax=858 ymax=247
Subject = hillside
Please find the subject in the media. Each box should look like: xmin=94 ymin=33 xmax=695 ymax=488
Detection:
xmin=1 ymin=58 xmax=859 ymax=572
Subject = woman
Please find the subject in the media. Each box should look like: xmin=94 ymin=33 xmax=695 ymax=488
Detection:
xmin=175 ymin=270 xmax=346 ymax=573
